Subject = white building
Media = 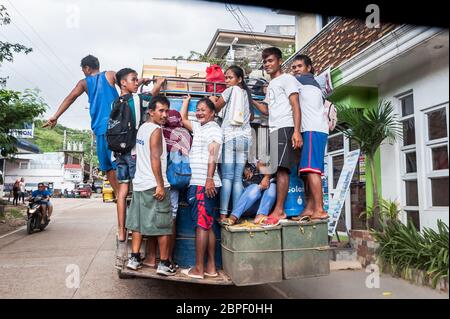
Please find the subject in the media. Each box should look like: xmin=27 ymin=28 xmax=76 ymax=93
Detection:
xmin=4 ymin=152 xmax=83 ymax=193
xmin=283 ymin=16 xmax=448 ymax=231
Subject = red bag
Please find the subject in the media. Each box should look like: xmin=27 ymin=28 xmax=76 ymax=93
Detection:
xmin=206 ymin=64 xmax=226 ymax=93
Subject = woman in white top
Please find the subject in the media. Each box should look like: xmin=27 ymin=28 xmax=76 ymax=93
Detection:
xmin=180 ymin=96 xmax=223 ymax=280
xmin=209 ymin=65 xmax=253 ymax=223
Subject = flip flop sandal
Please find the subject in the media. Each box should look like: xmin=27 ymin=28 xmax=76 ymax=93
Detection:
xmin=253 ymin=216 xmax=268 ymax=225
xmin=262 ymin=216 xmax=281 ymax=227
xmin=204 ymin=272 xmax=218 ymax=277
xmin=294 ymin=215 xmax=312 ymax=223
xmin=311 ymin=214 xmax=330 ymax=221
xmin=181 ymin=268 xmax=204 ymax=279
xmin=220 ymin=217 xmax=237 ymax=226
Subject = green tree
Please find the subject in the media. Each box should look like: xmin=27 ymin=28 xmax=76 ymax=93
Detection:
xmin=0 ymin=89 xmax=47 ymax=156
xmin=0 ymin=5 xmax=32 ymax=87
xmin=335 ymin=100 xmax=402 ymax=230
xmin=280 ymin=45 xmax=295 ymax=60
xmin=32 ymin=119 xmax=98 ymax=167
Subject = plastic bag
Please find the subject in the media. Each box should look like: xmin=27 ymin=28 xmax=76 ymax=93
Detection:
xmin=206 ymin=64 xmax=226 ymax=93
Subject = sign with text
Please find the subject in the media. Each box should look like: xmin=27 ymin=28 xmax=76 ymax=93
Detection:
xmin=9 ymin=122 xmax=34 ymax=139
xmin=64 ymin=168 xmax=82 ymax=182
xmin=327 ymin=149 xmax=361 ymax=236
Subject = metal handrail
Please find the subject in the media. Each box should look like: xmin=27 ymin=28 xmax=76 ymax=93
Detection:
xmin=144 ymin=76 xmax=266 ymax=99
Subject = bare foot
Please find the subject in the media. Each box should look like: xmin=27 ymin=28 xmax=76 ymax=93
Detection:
xmin=219 ymin=214 xmax=228 ymax=223
xmin=270 ymin=208 xmax=287 ymax=220
xmin=205 ymin=264 xmax=217 ymax=275
xmin=301 ymin=208 xmax=314 ymax=217
xmin=253 ymin=214 xmax=267 ymax=224
xmin=189 ymin=267 xmax=204 ymax=277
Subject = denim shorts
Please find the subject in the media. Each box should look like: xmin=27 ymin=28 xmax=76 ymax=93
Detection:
xmin=115 ymin=152 xmax=136 ymax=183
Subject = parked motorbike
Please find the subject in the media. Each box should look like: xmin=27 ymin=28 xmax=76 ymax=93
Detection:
xmin=26 ymin=196 xmax=49 ymax=234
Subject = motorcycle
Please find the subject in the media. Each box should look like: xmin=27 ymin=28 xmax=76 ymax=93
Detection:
xmin=26 ymin=196 xmax=49 ymax=234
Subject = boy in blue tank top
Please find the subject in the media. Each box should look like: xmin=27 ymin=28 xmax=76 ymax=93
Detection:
xmin=44 ymin=55 xmax=153 ymax=241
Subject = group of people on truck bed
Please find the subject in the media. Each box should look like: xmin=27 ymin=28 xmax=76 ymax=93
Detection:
xmin=44 ymin=46 xmax=330 ymax=279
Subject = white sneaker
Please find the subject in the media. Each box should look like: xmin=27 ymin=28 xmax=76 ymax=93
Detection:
xmin=156 ymin=261 xmax=176 ymax=276
xmin=126 ymin=256 xmax=142 ymax=270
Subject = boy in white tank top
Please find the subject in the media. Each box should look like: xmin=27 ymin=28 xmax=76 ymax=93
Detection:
xmin=125 ymin=96 xmax=176 ymax=276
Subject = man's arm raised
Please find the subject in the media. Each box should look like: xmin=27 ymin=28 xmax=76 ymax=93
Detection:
xmin=43 ymin=79 xmax=86 ymax=128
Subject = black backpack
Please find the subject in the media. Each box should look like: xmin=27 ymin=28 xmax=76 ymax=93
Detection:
xmin=106 ymin=93 xmax=148 ymax=154
xmin=246 ymin=77 xmax=268 ymax=97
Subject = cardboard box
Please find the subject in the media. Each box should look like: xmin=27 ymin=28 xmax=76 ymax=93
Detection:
xmin=163 ymin=77 xmax=188 ymax=91
xmin=176 ymin=61 xmax=209 ymax=78
xmin=187 ymin=78 xmax=206 ymax=92
xmin=142 ymin=63 xmax=177 ymax=78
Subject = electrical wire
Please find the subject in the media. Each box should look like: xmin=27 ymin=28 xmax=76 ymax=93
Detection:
xmin=0 ymin=30 xmax=72 ymax=91
xmin=225 ymin=3 xmax=264 ymax=50
xmin=5 ymin=0 xmax=78 ymax=80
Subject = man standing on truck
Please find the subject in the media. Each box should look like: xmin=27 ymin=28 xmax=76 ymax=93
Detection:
xmin=43 ymin=55 xmax=150 ymax=240
xmin=125 ymin=96 xmax=175 ymax=276
xmin=252 ymin=47 xmax=303 ymax=226
xmin=291 ymin=54 xmax=329 ymax=221
xmin=43 ymin=55 xmax=121 ymax=197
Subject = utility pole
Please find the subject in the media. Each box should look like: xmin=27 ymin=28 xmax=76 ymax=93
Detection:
xmin=63 ymin=130 xmax=67 ymax=150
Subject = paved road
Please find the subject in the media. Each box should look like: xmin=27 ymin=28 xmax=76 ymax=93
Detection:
xmin=0 ymin=198 xmax=447 ymax=299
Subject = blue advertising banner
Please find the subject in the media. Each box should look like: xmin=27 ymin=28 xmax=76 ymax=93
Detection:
xmin=9 ymin=122 xmax=34 ymax=139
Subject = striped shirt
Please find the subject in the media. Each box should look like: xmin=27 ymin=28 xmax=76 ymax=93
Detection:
xmin=189 ymin=121 xmax=223 ymax=187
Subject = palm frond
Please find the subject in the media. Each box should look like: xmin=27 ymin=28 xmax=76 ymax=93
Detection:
xmin=334 ymin=100 xmax=402 ymax=158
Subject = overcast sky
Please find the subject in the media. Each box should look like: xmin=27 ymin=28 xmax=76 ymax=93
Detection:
xmin=0 ymin=0 xmax=294 ymax=130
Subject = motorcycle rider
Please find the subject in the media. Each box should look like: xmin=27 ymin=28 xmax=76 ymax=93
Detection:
xmin=31 ymin=183 xmax=53 ymax=225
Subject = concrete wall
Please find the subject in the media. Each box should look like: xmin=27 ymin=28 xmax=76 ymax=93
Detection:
xmin=294 ymin=13 xmax=318 ymax=51
xmin=378 ymin=53 xmax=449 ymax=231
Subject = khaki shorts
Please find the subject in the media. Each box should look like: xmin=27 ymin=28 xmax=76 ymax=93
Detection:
xmin=126 ymin=187 xmax=172 ymax=236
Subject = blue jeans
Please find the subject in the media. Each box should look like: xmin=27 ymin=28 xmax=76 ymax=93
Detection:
xmin=220 ymin=136 xmax=249 ymax=215
xmin=231 ymin=183 xmax=277 ymax=219
xmin=114 ymin=152 xmax=136 ymax=184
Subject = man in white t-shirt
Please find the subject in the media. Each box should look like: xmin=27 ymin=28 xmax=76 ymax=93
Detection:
xmin=291 ymin=54 xmax=329 ymax=221
xmin=125 ymin=96 xmax=176 ymax=277
xmin=253 ymin=47 xmax=303 ymax=226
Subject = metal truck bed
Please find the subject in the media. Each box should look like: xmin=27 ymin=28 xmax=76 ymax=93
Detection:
xmin=115 ymin=235 xmax=233 ymax=285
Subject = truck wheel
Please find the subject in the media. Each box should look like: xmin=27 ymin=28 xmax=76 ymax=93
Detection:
xmin=117 ymin=269 xmax=135 ymax=279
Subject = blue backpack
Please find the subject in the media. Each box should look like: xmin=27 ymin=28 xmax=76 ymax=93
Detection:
xmin=167 ymin=150 xmax=191 ymax=190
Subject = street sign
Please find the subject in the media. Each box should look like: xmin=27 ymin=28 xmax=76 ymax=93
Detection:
xmin=9 ymin=122 xmax=34 ymax=139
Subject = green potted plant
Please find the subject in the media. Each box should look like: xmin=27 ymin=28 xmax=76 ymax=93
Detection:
xmin=335 ymin=100 xmax=401 ymax=266
xmin=335 ymin=100 xmax=402 ymax=231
